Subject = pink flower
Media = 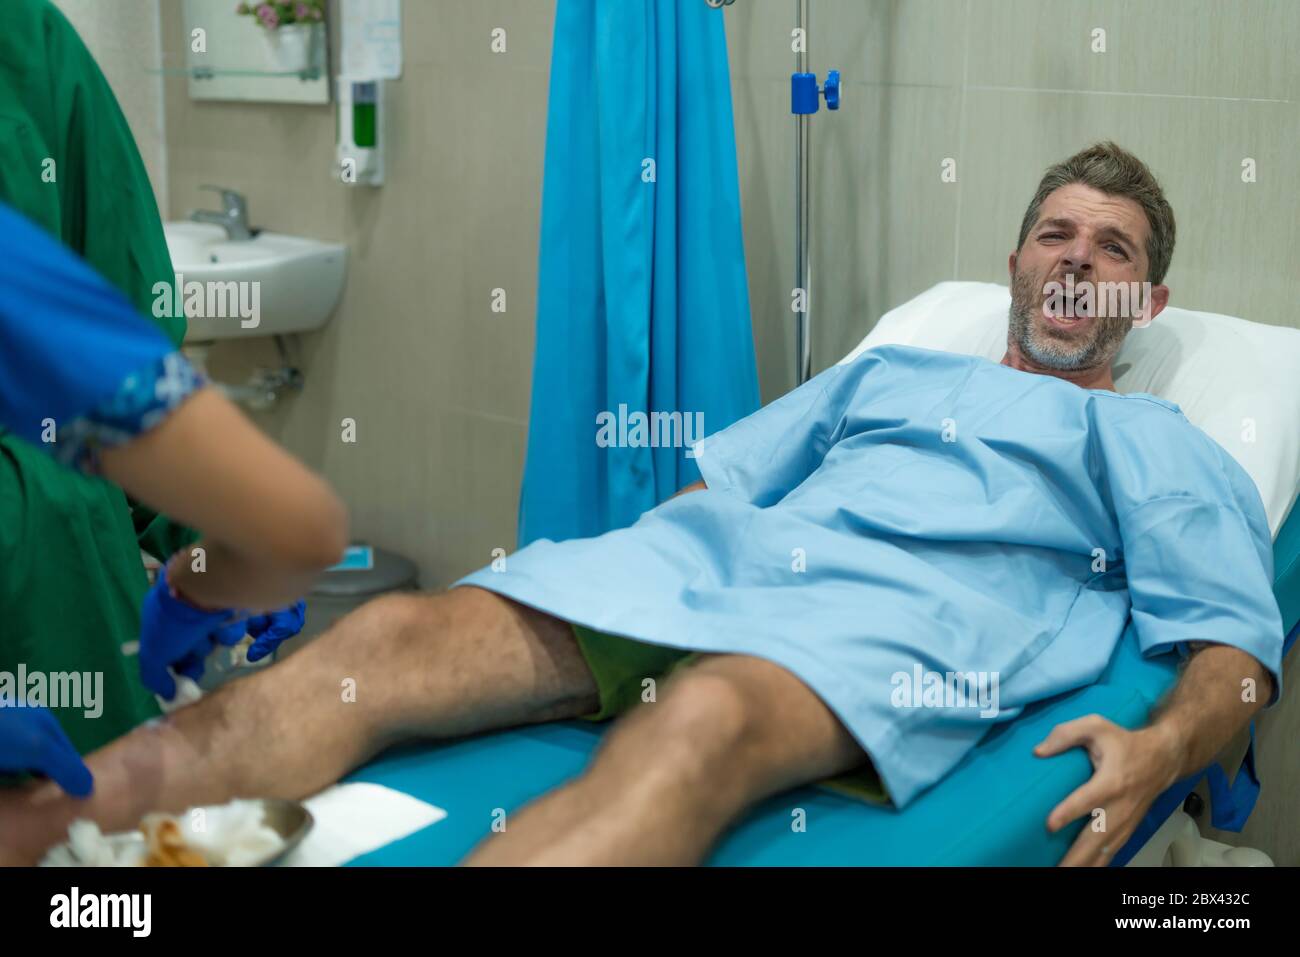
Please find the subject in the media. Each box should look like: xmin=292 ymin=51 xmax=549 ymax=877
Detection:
xmin=294 ymin=2 xmax=309 ymax=19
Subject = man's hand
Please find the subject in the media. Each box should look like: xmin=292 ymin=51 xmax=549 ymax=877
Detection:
xmin=1034 ymin=715 xmax=1183 ymax=866
xmin=1036 ymin=644 xmax=1271 ymax=866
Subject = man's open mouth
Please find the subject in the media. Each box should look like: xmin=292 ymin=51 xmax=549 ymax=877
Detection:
xmin=1042 ymin=294 xmax=1092 ymax=326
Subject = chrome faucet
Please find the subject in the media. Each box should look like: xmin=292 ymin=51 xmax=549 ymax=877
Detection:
xmin=189 ymin=185 xmax=253 ymax=240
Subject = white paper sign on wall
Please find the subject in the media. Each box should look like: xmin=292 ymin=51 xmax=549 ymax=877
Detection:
xmin=341 ymin=0 xmax=403 ymax=80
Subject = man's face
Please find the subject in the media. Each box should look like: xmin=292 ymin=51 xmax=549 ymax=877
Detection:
xmin=1008 ymin=183 xmax=1160 ymax=373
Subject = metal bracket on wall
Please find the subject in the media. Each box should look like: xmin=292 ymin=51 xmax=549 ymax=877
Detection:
xmin=184 ymin=335 xmax=305 ymax=411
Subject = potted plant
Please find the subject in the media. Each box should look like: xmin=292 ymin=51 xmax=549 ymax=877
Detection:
xmin=237 ymin=1 xmax=326 ymax=74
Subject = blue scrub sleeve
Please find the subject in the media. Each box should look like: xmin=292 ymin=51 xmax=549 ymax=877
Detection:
xmin=1120 ymin=493 xmax=1284 ymax=706
xmin=0 ymin=204 xmax=202 ymax=471
xmin=694 ymin=355 xmax=877 ymax=506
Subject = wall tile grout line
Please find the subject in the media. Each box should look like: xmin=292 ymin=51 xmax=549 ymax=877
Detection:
xmin=966 ymin=84 xmax=1293 ymax=105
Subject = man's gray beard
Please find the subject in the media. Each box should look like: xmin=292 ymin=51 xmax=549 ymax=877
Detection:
xmin=1008 ymin=269 xmax=1133 ymax=372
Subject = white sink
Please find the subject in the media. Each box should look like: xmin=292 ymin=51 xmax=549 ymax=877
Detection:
xmin=163 ymin=222 xmax=346 ymax=341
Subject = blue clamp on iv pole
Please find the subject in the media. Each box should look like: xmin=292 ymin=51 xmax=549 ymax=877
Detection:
xmin=791 ymin=68 xmax=840 ymax=114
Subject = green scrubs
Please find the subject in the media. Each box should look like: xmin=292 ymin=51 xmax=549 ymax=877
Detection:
xmin=0 ymin=0 xmax=196 ymax=753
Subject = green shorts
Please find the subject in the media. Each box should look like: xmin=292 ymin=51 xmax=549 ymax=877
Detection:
xmin=568 ymin=623 xmax=888 ymax=804
xmin=570 ymin=623 xmax=699 ymax=721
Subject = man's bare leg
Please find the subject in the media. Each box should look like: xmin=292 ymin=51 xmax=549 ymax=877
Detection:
xmin=464 ymin=653 xmax=868 ymax=865
xmin=0 ymin=586 xmax=597 ymax=864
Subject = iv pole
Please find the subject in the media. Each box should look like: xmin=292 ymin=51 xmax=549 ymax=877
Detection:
xmin=710 ymin=0 xmax=840 ymax=385
xmin=795 ymin=0 xmax=813 ymax=385
xmin=790 ymin=1 xmax=840 ymax=384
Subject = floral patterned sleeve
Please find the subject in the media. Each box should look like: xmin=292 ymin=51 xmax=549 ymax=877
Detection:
xmin=0 ymin=202 xmax=206 ymax=474
xmin=56 ymin=351 xmax=206 ymax=473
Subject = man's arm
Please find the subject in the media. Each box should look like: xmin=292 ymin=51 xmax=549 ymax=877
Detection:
xmin=671 ymin=479 xmax=708 ymax=498
xmin=1035 ymin=642 xmax=1272 ymax=867
xmin=1036 ymin=470 xmax=1284 ymax=865
xmin=1147 ymin=642 xmax=1271 ymax=779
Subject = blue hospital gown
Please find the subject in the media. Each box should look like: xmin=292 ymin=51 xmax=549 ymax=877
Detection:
xmin=0 ymin=203 xmax=202 ymax=471
xmin=457 ymin=344 xmax=1284 ymax=806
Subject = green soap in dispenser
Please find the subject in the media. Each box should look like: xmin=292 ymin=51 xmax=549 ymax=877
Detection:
xmin=352 ymin=81 xmax=377 ymax=148
xmin=337 ymin=78 xmax=384 ymax=185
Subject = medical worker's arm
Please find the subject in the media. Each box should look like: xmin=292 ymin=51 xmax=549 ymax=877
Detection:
xmin=0 ymin=205 xmax=344 ymax=676
xmin=694 ymin=355 xmax=875 ymax=506
xmin=0 ymin=202 xmax=346 ymax=597
xmin=9 ymin=0 xmax=199 ymax=562
xmin=99 ymin=389 xmax=347 ymax=608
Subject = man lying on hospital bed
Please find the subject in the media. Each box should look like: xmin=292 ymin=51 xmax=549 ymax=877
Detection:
xmin=0 ymin=141 xmax=1282 ymax=867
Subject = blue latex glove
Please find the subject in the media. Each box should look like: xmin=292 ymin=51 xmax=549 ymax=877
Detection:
xmin=169 ymin=601 xmax=307 ymax=683
xmin=243 ymin=601 xmax=307 ymax=662
xmin=138 ymin=563 xmax=241 ymax=700
xmin=0 ymin=706 xmax=93 ymax=797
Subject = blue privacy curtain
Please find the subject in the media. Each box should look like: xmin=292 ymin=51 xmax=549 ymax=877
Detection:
xmin=518 ymin=0 xmax=760 ymax=546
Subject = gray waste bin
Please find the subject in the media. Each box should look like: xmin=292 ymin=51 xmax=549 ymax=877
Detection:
xmin=275 ymin=546 xmax=420 ymax=660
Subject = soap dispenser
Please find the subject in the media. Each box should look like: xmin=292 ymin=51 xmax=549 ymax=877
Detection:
xmin=336 ymin=77 xmax=385 ymax=186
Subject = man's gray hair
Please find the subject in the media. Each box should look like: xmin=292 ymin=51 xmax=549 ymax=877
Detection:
xmin=1016 ymin=141 xmax=1176 ymax=285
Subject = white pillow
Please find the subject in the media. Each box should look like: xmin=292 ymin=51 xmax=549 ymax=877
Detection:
xmin=840 ymin=281 xmax=1300 ymax=538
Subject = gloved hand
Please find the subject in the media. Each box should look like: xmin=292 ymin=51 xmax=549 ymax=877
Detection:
xmin=169 ymin=600 xmax=308 ymax=685
xmin=242 ymin=601 xmax=307 ymax=663
xmin=138 ymin=562 xmax=242 ymax=700
xmin=0 ymin=706 xmax=93 ymax=797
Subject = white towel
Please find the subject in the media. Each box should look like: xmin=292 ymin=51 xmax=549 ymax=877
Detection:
xmin=277 ymin=782 xmax=447 ymax=866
